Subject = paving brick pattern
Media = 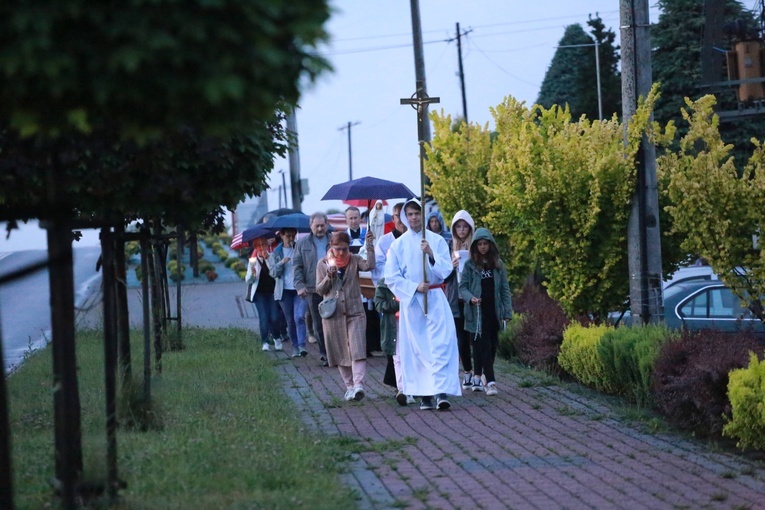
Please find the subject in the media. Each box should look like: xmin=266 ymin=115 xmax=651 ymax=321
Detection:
xmin=90 ymin=282 xmax=765 ymax=510
xmin=275 ymin=342 xmax=765 ymax=510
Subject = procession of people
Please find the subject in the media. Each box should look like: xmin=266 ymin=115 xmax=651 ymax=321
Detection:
xmin=242 ymin=182 xmax=513 ymax=411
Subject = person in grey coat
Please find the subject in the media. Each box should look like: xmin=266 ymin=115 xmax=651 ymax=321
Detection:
xmin=293 ymin=212 xmax=331 ymax=364
xmin=459 ymin=228 xmax=513 ymax=396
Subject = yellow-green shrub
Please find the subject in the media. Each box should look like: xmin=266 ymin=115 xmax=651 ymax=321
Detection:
xmin=723 ymin=353 xmax=765 ymax=451
xmin=497 ymin=313 xmax=525 ymax=360
xmin=558 ymin=324 xmax=614 ymax=393
xmin=598 ymin=325 xmax=673 ymax=406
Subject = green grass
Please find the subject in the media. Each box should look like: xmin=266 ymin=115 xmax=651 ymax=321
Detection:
xmin=8 ymin=328 xmax=357 ymax=509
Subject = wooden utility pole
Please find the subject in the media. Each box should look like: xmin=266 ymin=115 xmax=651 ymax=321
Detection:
xmin=456 ymin=22 xmax=470 ymax=124
xmin=338 ymin=121 xmax=360 ymax=181
xmin=621 ymin=0 xmax=663 ymax=325
xmin=400 ymin=82 xmax=440 ymax=315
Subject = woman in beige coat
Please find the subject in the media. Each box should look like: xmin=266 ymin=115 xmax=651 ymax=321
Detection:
xmin=316 ymin=231 xmax=375 ymax=401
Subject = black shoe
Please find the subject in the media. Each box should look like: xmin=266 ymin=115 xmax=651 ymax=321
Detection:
xmin=395 ymin=391 xmax=408 ymax=406
xmin=300 ymin=348 xmax=308 ymax=357
xmin=321 ymin=361 xmax=329 ymax=367
xmin=420 ymin=396 xmax=435 ymax=411
xmin=436 ymin=393 xmax=451 ymax=411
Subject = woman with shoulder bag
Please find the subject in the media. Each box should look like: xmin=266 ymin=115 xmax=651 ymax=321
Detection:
xmin=315 ymin=231 xmax=376 ymax=402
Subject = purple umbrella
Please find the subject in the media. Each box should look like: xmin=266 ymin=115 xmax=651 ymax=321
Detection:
xmin=321 ymin=177 xmax=416 ymax=206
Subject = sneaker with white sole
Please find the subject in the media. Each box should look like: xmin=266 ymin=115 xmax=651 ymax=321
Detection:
xmin=462 ymin=373 xmax=473 ymax=389
xmin=472 ymin=379 xmax=485 ymax=392
xmin=436 ymin=394 xmax=451 ymax=410
xmin=299 ymin=348 xmax=308 ymax=357
xmin=420 ymin=396 xmax=435 ymax=410
xmin=261 ymin=343 xmax=270 ymax=352
xmin=406 ymin=395 xmax=416 ymax=405
xmin=274 ymin=338 xmax=283 ymax=351
xmin=344 ymin=389 xmax=355 ymax=401
xmin=353 ymin=386 xmax=365 ymax=401
xmin=486 ymin=382 xmax=498 ymax=396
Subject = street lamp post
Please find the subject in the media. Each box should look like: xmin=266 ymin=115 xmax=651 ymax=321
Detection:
xmin=557 ymin=41 xmax=603 ymax=120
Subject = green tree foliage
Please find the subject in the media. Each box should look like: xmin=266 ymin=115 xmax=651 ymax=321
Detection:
xmin=0 ymin=120 xmax=286 ymax=229
xmin=661 ymin=95 xmax=765 ymax=319
xmin=653 ymin=0 xmax=764 ymax=165
xmin=537 ymin=24 xmax=593 ymax=116
xmin=537 ymin=15 xmax=621 ymax=120
xmin=424 ymin=112 xmax=492 ymax=222
xmin=581 ymin=15 xmax=621 ymax=120
xmin=0 ymin=1 xmax=330 ymax=139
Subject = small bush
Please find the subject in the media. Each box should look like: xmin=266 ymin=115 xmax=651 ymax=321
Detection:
xmin=205 ymin=269 xmax=219 ymax=282
xmin=723 ymin=352 xmax=765 ymax=451
xmin=167 ymin=260 xmax=185 ymax=282
xmin=198 ymin=259 xmax=216 ymax=273
xmin=512 ymin=283 xmax=570 ymax=376
xmin=498 ymin=313 xmax=526 ymax=359
xmin=653 ymin=329 xmax=764 ymax=437
xmin=224 ymin=256 xmax=240 ymax=268
xmin=559 ymin=324 xmax=614 ymax=393
xmin=211 ymin=241 xmax=222 ymax=251
xmin=216 ymin=248 xmax=229 ymax=261
xmin=599 ymin=324 xmax=673 ymax=407
xmin=124 ymin=241 xmax=141 ymax=260
xmin=134 ymin=265 xmax=142 ymax=282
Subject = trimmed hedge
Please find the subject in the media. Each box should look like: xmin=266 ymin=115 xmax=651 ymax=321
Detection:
xmin=512 ymin=284 xmax=570 ymax=376
xmin=724 ymin=352 xmax=765 ymax=450
xmin=598 ymin=325 xmax=673 ymax=407
xmin=559 ymin=324 xmax=614 ymax=393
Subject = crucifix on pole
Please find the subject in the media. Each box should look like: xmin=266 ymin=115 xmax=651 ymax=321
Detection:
xmin=400 ymin=80 xmax=439 ymax=315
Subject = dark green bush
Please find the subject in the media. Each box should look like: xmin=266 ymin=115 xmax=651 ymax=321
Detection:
xmin=598 ymin=325 xmax=673 ymax=407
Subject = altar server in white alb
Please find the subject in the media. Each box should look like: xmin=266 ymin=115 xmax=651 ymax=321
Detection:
xmin=384 ymin=198 xmax=461 ymax=411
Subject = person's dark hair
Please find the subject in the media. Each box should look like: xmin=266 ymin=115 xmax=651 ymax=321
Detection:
xmin=404 ymin=201 xmax=421 ymax=214
xmin=344 ymin=206 xmax=360 ymax=216
xmin=280 ymin=227 xmax=297 ymax=236
xmin=392 ymin=202 xmax=405 ymax=214
xmin=470 ymin=238 xmax=500 ymax=269
xmin=331 ymin=231 xmax=351 ymax=246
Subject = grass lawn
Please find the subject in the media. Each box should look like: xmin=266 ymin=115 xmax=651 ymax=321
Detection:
xmin=7 ymin=328 xmax=358 ymax=509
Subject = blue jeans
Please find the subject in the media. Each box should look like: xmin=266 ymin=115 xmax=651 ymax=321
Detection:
xmin=253 ymin=292 xmax=280 ymax=344
xmin=278 ymin=289 xmax=307 ymax=350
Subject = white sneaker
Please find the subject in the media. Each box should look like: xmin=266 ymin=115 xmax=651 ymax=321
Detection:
xmin=344 ymin=389 xmax=355 ymax=401
xmin=308 ymin=335 xmax=318 ymax=344
xmin=261 ymin=343 xmax=270 ymax=352
xmin=486 ymin=382 xmax=498 ymax=396
xmin=274 ymin=338 xmax=283 ymax=351
xmin=406 ymin=395 xmax=416 ymax=405
xmin=352 ymin=386 xmax=365 ymax=401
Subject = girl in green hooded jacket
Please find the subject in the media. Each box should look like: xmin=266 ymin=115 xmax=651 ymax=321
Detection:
xmin=458 ymin=228 xmax=513 ymax=396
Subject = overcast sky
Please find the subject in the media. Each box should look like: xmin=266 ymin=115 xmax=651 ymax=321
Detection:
xmin=267 ymin=0 xmax=662 ymax=216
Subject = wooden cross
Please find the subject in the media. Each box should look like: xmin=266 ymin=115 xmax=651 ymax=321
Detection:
xmin=400 ymin=81 xmax=439 ymax=315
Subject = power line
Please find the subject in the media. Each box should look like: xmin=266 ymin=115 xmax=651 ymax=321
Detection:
xmin=468 ymin=38 xmax=540 ymax=88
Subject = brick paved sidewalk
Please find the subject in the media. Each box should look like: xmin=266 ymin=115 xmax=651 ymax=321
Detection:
xmin=273 ymin=342 xmax=765 ymax=510
xmin=88 ymin=281 xmax=765 ymax=509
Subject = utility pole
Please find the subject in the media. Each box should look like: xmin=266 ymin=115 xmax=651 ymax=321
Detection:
xmin=456 ymin=22 xmax=470 ymax=124
xmin=338 ymin=121 xmax=360 ymax=181
xmin=286 ymin=108 xmax=302 ymax=211
xmin=621 ymin=0 xmax=663 ymax=325
xmin=410 ymin=0 xmax=433 ymax=196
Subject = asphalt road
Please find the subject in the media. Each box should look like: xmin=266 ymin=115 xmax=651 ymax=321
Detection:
xmin=0 ymin=247 xmax=102 ymax=373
